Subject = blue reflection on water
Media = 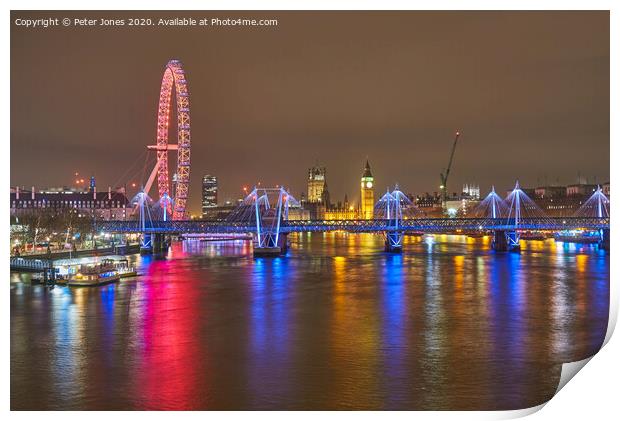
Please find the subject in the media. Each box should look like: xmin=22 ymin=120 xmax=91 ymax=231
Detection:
xmin=251 ymin=258 xmax=267 ymax=350
xmin=270 ymin=257 xmax=288 ymax=346
xmin=100 ymin=285 xmax=116 ymax=368
xmin=487 ymin=251 xmax=528 ymax=406
xmin=251 ymin=257 xmax=291 ymax=347
xmin=51 ymin=286 xmax=78 ymax=400
xmin=100 ymin=286 xmax=115 ymax=320
xmin=589 ymin=249 xmax=610 ymax=349
xmin=382 ymin=254 xmax=405 ymax=336
xmin=248 ymin=256 xmax=293 ymax=405
xmin=380 ymin=253 xmax=408 ymax=407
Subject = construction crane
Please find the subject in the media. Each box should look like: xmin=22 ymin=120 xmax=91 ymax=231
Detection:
xmin=439 ymin=130 xmax=461 ymax=212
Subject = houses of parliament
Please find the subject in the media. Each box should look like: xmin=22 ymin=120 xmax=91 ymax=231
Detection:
xmin=301 ymin=161 xmax=375 ymax=220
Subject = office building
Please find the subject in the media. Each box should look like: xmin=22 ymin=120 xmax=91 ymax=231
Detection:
xmin=201 ymin=175 xmax=218 ymax=217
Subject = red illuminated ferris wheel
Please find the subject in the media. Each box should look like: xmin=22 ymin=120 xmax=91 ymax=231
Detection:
xmin=143 ymin=59 xmax=191 ymax=220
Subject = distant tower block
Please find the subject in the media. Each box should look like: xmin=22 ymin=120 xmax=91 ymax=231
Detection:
xmin=307 ymin=166 xmax=326 ymax=203
xmin=201 ymin=175 xmax=218 ymax=217
xmin=360 ymin=160 xmax=374 ymax=220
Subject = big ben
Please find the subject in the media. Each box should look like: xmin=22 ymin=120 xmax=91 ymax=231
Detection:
xmin=360 ymin=160 xmax=374 ymax=219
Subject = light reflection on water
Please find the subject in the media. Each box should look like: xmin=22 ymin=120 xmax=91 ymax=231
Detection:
xmin=11 ymin=233 xmax=609 ymax=410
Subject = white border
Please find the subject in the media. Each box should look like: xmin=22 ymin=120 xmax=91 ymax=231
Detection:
xmin=3 ymin=1 xmax=617 ymax=420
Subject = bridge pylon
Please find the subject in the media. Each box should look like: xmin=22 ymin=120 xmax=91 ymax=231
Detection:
xmin=491 ymin=181 xmax=550 ymax=252
xmin=494 ymin=182 xmax=524 ymax=252
xmin=226 ymin=186 xmax=300 ymax=257
xmin=375 ymin=186 xmax=419 ymax=253
xmin=471 ymin=186 xmax=517 ymax=252
xmin=134 ymin=189 xmax=170 ymax=255
xmin=134 ymin=190 xmax=152 ymax=254
xmin=572 ymin=186 xmax=610 ymax=251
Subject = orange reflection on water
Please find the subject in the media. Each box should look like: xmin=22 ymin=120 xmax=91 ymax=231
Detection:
xmin=574 ymin=254 xmax=589 ymax=315
xmin=328 ymin=234 xmax=381 ymax=409
xmin=453 ymin=255 xmax=464 ymax=290
xmin=576 ymin=254 xmax=588 ymax=274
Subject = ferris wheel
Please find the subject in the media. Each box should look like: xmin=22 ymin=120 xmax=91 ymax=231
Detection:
xmin=143 ymin=59 xmax=191 ymax=220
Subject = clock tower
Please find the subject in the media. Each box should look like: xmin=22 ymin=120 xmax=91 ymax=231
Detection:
xmin=360 ymin=160 xmax=374 ymax=219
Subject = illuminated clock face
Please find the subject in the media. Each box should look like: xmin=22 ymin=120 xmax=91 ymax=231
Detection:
xmin=366 ymin=181 xmax=373 ymax=188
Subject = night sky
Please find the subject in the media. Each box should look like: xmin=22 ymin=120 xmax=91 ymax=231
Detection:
xmin=11 ymin=11 xmax=609 ymax=214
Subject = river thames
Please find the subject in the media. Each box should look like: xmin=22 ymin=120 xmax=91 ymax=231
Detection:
xmin=10 ymin=233 xmax=609 ymax=410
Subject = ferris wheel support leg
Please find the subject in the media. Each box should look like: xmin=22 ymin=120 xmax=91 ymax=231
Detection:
xmin=143 ymin=154 xmax=166 ymax=197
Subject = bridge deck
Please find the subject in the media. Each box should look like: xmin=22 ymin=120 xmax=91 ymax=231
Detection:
xmin=96 ymin=217 xmax=609 ymax=234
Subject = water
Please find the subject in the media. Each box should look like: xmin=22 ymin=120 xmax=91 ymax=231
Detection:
xmin=10 ymin=233 xmax=609 ymax=410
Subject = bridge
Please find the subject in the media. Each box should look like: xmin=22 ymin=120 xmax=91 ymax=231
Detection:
xmin=96 ymin=217 xmax=608 ymax=234
xmin=99 ymin=184 xmax=610 ymax=256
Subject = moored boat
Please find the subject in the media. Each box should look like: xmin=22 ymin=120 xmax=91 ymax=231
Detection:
xmin=105 ymin=258 xmax=137 ymax=278
xmin=67 ymin=262 xmax=120 ymax=286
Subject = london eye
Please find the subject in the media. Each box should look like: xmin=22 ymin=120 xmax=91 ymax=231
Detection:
xmin=142 ymin=59 xmax=191 ymax=220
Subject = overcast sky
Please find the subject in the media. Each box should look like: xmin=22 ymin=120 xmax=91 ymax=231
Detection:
xmin=11 ymin=11 xmax=609 ymax=214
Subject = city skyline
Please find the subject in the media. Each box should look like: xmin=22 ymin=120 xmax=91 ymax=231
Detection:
xmin=9 ymin=159 xmax=610 ymax=216
xmin=11 ymin=11 xmax=609 ymax=215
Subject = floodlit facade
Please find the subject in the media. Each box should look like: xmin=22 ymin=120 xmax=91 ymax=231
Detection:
xmin=462 ymin=183 xmax=480 ymax=200
xmin=307 ymin=166 xmax=326 ymax=203
xmin=10 ymin=185 xmax=129 ymax=220
xmin=360 ymin=160 xmax=374 ymax=220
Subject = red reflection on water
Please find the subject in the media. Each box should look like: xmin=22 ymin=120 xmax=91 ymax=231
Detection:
xmin=134 ymin=244 xmax=207 ymax=409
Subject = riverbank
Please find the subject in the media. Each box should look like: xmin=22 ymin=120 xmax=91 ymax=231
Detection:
xmin=11 ymin=243 xmax=141 ymax=263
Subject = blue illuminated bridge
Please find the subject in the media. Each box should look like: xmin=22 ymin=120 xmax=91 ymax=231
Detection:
xmin=96 ymin=217 xmax=609 ymax=234
xmin=104 ymin=185 xmax=609 ymax=255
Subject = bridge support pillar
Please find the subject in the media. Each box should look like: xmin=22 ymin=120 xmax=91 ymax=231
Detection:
xmin=385 ymin=231 xmax=403 ymax=253
xmin=599 ymin=228 xmax=610 ymax=251
xmin=277 ymin=233 xmax=289 ymax=253
xmin=253 ymin=233 xmax=286 ymax=257
xmin=140 ymin=233 xmax=153 ymax=255
xmin=253 ymin=246 xmax=282 ymax=257
xmin=141 ymin=233 xmax=170 ymax=254
xmin=115 ymin=243 xmax=127 ymax=255
xmin=152 ymin=233 xmax=169 ymax=253
xmin=493 ymin=230 xmax=520 ymax=252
